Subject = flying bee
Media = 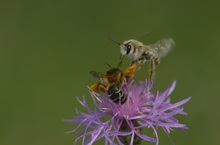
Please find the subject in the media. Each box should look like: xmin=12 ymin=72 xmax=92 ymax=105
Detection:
xmin=89 ymin=63 xmax=137 ymax=104
xmin=111 ymin=38 xmax=175 ymax=79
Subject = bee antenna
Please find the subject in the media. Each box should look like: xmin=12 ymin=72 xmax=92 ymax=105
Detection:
xmin=136 ymin=31 xmax=152 ymax=40
xmin=117 ymin=55 xmax=124 ymax=68
xmin=106 ymin=63 xmax=112 ymax=68
xmin=108 ymin=36 xmax=121 ymax=45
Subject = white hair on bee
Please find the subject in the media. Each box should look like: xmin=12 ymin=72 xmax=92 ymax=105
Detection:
xmin=119 ymin=37 xmax=175 ymax=79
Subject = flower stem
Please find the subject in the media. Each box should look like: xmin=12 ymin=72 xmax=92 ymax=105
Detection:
xmin=119 ymin=119 xmax=142 ymax=145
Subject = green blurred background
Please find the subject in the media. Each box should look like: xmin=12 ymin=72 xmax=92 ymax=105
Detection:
xmin=0 ymin=0 xmax=219 ymax=145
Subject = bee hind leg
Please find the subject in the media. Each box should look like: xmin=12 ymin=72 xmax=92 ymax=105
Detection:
xmin=90 ymin=83 xmax=107 ymax=93
xmin=148 ymin=60 xmax=156 ymax=80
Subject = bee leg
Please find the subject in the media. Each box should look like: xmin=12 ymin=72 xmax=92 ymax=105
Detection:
xmin=137 ymin=59 xmax=145 ymax=69
xmin=124 ymin=63 xmax=137 ymax=80
xmin=131 ymin=60 xmax=143 ymax=71
xmin=90 ymin=83 xmax=107 ymax=93
xmin=98 ymin=83 xmax=108 ymax=92
xmin=130 ymin=60 xmax=135 ymax=66
xmin=90 ymin=83 xmax=100 ymax=93
xmin=148 ymin=60 xmax=156 ymax=80
xmin=155 ymin=57 xmax=160 ymax=65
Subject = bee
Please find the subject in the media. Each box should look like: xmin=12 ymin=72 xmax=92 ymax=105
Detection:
xmin=118 ymin=38 xmax=175 ymax=79
xmin=89 ymin=63 xmax=137 ymax=104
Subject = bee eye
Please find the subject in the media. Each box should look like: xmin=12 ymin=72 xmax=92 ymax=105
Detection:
xmin=126 ymin=45 xmax=132 ymax=54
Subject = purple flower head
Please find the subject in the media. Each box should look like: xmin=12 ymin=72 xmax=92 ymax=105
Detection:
xmin=65 ymin=79 xmax=191 ymax=145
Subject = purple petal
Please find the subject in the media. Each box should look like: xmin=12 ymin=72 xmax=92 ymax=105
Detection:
xmin=134 ymin=130 xmax=157 ymax=142
xmin=129 ymin=132 xmax=135 ymax=145
xmin=66 ymin=79 xmax=191 ymax=145
xmin=161 ymin=97 xmax=191 ymax=112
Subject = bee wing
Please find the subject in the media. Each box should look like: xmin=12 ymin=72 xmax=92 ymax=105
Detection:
xmin=90 ymin=71 xmax=109 ymax=86
xmin=148 ymin=38 xmax=175 ymax=58
xmin=90 ymin=71 xmax=105 ymax=79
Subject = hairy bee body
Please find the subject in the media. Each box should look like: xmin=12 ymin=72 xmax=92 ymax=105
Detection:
xmin=90 ymin=64 xmax=137 ymax=104
xmin=108 ymin=86 xmax=126 ymax=104
xmin=120 ymin=38 xmax=175 ymax=78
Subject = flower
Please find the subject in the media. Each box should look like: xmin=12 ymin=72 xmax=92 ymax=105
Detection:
xmin=65 ymin=79 xmax=191 ymax=145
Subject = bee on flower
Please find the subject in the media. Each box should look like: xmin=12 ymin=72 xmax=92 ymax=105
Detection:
xmin=65 ymin=64 xmax=191 ymax=145
xmin=89 ymin=63 xmax=137 ymax=105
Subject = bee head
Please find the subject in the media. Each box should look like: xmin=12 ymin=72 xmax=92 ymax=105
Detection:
xmin=120 ymin=39 xmax=143 ymax=57
xmin=106 ymin=68 xmax=123 ymax=84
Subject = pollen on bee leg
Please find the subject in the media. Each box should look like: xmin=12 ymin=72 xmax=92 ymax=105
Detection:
xmin=89 ymin=84 xmax=100 ymax=93
xmin=87 ymin=86 xmax=98 ymax=93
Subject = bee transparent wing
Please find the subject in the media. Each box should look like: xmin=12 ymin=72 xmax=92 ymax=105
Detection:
xmin=148 ymin=38 xmax=175 ymax=58
xmin=90 ymin=71 xmax=108 ymax=86
xmin=90 ymin=71 xmax=104 ymax=79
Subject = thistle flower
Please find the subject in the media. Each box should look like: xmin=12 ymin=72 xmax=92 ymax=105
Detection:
xmin=65 ymin=79 xmax=191 ymax=145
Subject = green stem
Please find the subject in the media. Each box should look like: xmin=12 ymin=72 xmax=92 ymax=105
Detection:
xmin=119 ymin=119 xmax=142 ymax=145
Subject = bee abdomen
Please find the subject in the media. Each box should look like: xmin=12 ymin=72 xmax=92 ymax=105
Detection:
xmin=108 ymin=86 xmax=127 ymax=104
xmin=154 ymin=38 xmax=175 ymax=58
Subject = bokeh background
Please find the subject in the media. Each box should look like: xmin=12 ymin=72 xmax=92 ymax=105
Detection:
xmin=0 ymin=0 xmax=219 ymax=145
